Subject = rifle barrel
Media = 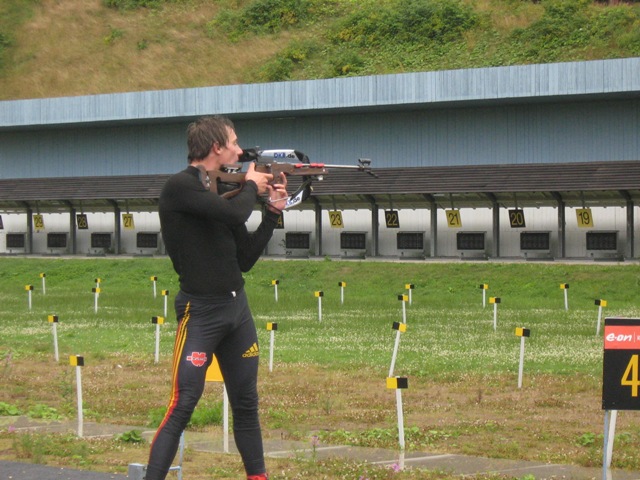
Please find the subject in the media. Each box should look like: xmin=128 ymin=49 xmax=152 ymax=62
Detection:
xmin=320 ymin=164 xmax=369 ymax=170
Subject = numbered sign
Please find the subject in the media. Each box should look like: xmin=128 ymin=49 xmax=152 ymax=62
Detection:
xmin=329 ymin=211 xmax=344 ymax=229
xmin=385 ymin=210 xmax=400 ymax=228
xmin=508 ymin=209 xmax=526 ymax=228
xmin=445 ymin=209 xmax=462 ymax=228
xmin=275 ymin=213 xmax=284 ymax=229
xmin=576 ymin=208 xmax=594 ymax=228
xmin=76 ymin=214 xmax=89 ymax=230
xmin=122 ymin=213 xmax=135 ymax=229
xmin=603 ymin=317 xmax=640 ymax=410
xmin=33 ymin=214 xmax=45 ymax=231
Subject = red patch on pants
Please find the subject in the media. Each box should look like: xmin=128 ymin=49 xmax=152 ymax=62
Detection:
xmin=186 ymin=352 xmax=207 ymax=367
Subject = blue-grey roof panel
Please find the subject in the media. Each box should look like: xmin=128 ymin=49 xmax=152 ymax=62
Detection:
xmin=1 ymin=58 xmax=638 ymax=129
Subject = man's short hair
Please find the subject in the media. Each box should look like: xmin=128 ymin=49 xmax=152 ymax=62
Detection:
xmin=187 ymin=115 xmax=235 ymax=162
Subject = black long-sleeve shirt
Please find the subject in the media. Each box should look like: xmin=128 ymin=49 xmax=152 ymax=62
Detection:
xmin=159 ymin=165 xmax=279 ymax=296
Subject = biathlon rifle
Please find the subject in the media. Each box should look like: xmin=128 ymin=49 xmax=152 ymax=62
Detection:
xmin=202 ymin=148 xmax=375 ymax=210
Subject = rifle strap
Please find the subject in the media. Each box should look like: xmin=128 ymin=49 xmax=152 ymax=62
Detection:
xmin=284 ymin=178 xmax=313 ymax=209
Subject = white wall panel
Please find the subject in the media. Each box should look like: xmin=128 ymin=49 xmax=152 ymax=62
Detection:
xmin=1 ymin=203 xmax=637 ymax=259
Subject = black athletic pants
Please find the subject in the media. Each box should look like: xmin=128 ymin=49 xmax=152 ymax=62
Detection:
xmin=145 ymin=288 xmax=265 ymax=479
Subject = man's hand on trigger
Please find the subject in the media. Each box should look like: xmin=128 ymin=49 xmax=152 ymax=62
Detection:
xmin=244 ymin=162 xmax=273 ymax=194
xmin=267 ymin=173 xmax=289 ymax=212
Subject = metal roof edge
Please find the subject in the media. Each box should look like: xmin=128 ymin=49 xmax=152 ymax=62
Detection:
xmin=1 ymin=58 xmax=638 ymax=130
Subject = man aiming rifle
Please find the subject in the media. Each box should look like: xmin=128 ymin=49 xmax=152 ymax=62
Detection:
xmin=145 ymin=115 xmax=287 ymax=480
xmin=205 ymin=148 xmax=374 ymax=209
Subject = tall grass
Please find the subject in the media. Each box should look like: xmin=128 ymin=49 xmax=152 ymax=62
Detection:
xmin=1 ymin=257 xmax=639 ymax=378
xmin=2 ymin=0 xmax=640 ymax=99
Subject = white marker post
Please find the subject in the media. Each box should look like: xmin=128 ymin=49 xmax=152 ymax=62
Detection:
xmin=162 ymin=290 xmax=169 ymax=318
xmin=205 ymin=358 xmax=229 ymax=453
xmin=272 ymin=280 xmax=279 ymax=302
xmin=92 ymin=286 xmax=101 ymax=313
xmin=152 ymin=317 xmax=164 ymax=364
xmin=338 ymin=281 xmax=346 ymax=305
xmin=398 ymin=294 xmax=408 ymax=324
xmin=150 ymin=276 xmax=158 ymax=298
xmin=48 ymin=315 xmax=59 ymax=362
xmin=515 ymin=328 xmax=530 ymax=388
xmin=40 ymin=273 xmax=46 ymax=295
xmin=387 ymin=377 xmax=408 ymax=457
xmin=25 ymin=285 xmax=33 ymax=310
xmin=389 ymin=322 xmax=407 ymax=378
xmin=479 ymin=283 xmax=488 ymax=308
xmin=606 ymin=409 xmax=618 ymax=471
xmin=223 ymin=385 xmax=230 ymax=452
xmin=70 ymin=355 xmax=85 ymax=437
xmin=405 ymin=284 xmax=414 ymax=305
xmin=490 ymin=297 xmax=501 ymax=331
xmin=314 ymin=291 xmax=323 ymax=322
xmin=595 ymin=299 xmax=607 ymax=336
xmin=561 ymin=283 xmax=569 ymax=311
xmin=267 ymin=322 xmax=278 ymax=372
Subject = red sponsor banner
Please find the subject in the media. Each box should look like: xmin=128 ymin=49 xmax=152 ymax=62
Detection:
xmin=604 ymin=325 xmax=640 ymax=350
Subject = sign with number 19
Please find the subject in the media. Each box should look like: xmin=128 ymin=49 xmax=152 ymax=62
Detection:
xmin=576 ymin=208 xmax=594 ymax=228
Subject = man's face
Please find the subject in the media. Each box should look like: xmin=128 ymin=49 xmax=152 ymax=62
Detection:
xmin=218 ymin=127 xmax=243 ymax=166
xmin=203 ymin=127 xmax=243 ymax=170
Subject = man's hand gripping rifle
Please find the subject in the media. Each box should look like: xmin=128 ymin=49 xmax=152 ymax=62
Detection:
xmin=204 ymin=148 xmax=375 ymax=209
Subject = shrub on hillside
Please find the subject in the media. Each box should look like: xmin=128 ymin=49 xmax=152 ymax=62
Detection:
xmin=209 ymin=0 xmax=323 ymax=40
xmin=257 ymin=39 xmax=319 ymax=81
xmin=331 ymin=49 xmax=366 ymax=76
xmin=103 ymin=0 xmax=164 ymax=9
xmin=0 ymin=31 xmax=12 ymax=68
xmin=617 ymin=20 xmax=640 ymax=54
xmin=0 ymin=32 xmax=10 ymax=48
xmin=330 ymin=0 xmax=478 ymax=47
xmin=509 ymin=0 xmax=640 ymax=62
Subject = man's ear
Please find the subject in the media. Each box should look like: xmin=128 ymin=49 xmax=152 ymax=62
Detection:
xmin=210 ymin=142 xmax=222 ymax=155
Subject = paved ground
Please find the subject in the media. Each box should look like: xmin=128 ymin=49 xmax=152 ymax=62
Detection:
xmin=2 ymin=417 xmax=640 ymax=480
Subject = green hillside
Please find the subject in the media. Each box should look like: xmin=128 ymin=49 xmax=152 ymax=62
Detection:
xmin=0 ymin=0 xmax=639 ymax=100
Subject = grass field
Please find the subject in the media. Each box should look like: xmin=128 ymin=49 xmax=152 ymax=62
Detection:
xmin=1 ymin=257 xmax=640 ymax=478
